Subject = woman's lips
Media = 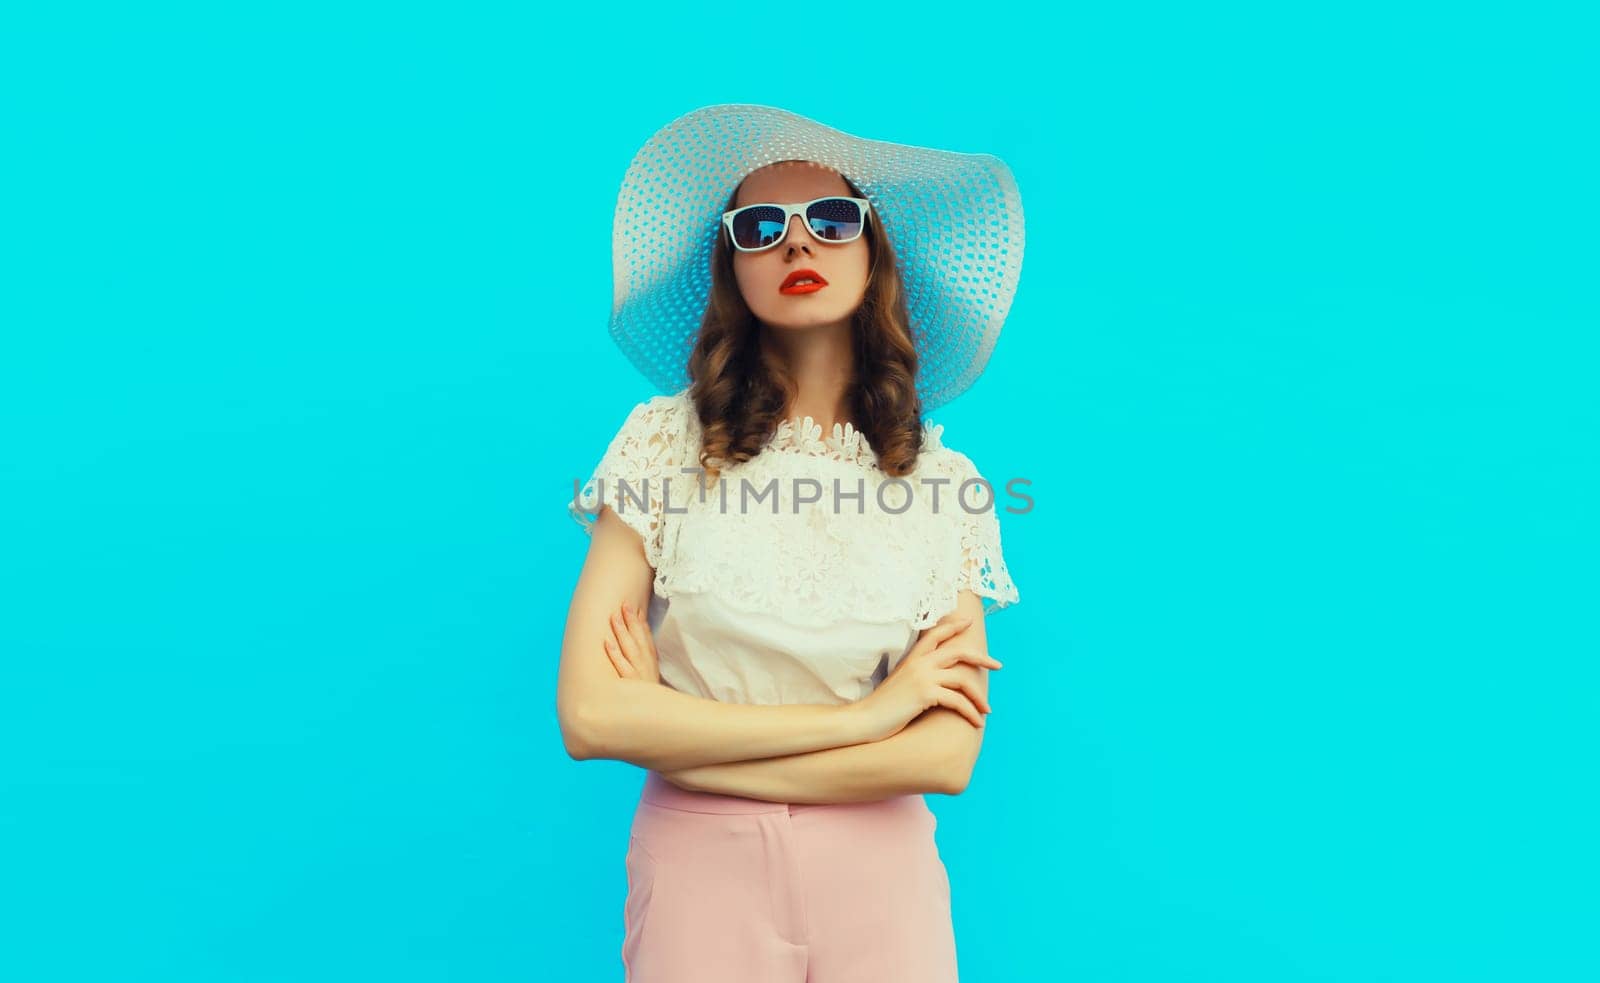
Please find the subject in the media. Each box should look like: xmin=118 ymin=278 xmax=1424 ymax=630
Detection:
xmin=778 ymin=280 xmax=828 ymax=295
xmin=779 ymin=270 xmax=828 ymax=295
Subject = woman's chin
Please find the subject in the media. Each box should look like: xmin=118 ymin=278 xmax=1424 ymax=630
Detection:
xmin=755 ymin=307 xmax=860 ymax=332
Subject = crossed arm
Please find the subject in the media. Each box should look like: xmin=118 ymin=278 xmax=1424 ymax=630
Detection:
xmin=657 ymin=658 xmax=989 ymax=803
xmin=655 ymin=588 xmax=993 ymax=803
xmin=557 ymin=506 xmax=996 ymax=802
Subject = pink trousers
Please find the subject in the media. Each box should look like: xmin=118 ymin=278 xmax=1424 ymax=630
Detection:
xmin=620 ymin=770 xmax=960 ymax=982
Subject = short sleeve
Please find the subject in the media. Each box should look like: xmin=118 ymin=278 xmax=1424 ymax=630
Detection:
xmin=567 ymin=393 xmax=690 ymax=570
xmin=949 ymin=452 xmax=1020 ymax=615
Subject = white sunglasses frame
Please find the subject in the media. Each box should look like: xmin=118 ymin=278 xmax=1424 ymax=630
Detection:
xmin=720 ymin=196 xmax=873 ymax=253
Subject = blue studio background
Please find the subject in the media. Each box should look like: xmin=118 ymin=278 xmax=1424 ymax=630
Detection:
xmin=2 ymin=3 xmax=1595 ymax=981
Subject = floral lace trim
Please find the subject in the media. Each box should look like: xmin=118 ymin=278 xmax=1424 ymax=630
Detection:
xmin=570 ymin=390 xmax=1019 ymax=627
xmin=910 ymin=504 xmax=1022 ymax=627
xmin=765 ymin=411 xmax=947 ymax=467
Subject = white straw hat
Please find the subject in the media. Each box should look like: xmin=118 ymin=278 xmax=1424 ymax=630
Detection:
xmin=609 ymin=103 xmax=1026 ymax=412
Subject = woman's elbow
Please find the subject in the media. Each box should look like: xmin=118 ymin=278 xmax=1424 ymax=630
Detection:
xmin=939 ymin=757 xmax=975 ymax=795
xmin=558 ymin=698 xmax=609 ymax=761
xmin=937 ymin=735 xmax=983 ymax=795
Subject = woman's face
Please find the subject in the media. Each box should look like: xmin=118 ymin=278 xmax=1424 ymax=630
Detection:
xmin=730 ymin=162 xmax=871 ymax=333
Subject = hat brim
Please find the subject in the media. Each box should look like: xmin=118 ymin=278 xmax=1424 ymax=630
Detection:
xmin=610 ymin=102 xmax=1025 ymax=411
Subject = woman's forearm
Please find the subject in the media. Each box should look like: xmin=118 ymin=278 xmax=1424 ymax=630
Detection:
xmin=565 ymin=678 xmax=879 ymax=772
xmin=661 ymin=707 xmax=981 ymax=804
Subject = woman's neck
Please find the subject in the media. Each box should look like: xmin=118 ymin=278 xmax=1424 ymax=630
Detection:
xmin=764 ymin=321 xmax=856 ymax=431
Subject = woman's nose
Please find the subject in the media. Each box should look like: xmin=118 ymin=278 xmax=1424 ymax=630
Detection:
xmin=785 ymin=214 xmax=816 ymax=251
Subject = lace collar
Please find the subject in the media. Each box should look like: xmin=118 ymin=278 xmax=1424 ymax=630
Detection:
xmin=765 ymin=414 xmax=947 ymax=467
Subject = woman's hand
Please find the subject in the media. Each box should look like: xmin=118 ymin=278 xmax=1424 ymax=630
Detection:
xmin=657 ymin=765 xmax=705 ymax=792
xmin=854 ymin=615 xmax=1001 ymax=740
xmin=603 ymin=600 xmax=660 ymax=685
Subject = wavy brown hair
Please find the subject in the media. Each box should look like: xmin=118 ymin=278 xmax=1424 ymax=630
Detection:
xmin=685 ymin=165 xmax=928 ymax=483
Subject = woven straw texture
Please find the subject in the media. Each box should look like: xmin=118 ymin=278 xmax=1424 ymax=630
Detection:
xmin=610 ymin=103 xmax=1025 ymax=412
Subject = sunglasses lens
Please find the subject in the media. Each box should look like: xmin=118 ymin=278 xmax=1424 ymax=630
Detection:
xmin=730 ymin=205 xmax=788 ymax=250
xmin=806 ymin=198 xmax=864 ymax=242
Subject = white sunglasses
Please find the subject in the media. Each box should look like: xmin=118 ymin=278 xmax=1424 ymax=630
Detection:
xmin=720 ymin=195 xmax=873 ymax=253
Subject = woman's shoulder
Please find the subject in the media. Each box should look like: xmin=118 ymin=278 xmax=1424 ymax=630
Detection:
xmin=911 ymin=417 xmax=986 ymax=482
xmin=606 ymin=386 xmax=699 ymax=460
xmin=620 ymin=386 xmax=693 ymax=425
xmin=909 ymin=416 xmax=1022 ymax=614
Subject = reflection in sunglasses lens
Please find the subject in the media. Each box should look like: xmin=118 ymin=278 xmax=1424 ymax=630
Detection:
xmin=806 ymin=198 xmax=863 ymax=242
xmin=732 ymin=205 xmax=787 ymax=249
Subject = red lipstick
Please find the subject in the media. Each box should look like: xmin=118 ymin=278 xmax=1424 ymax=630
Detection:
xmin=779 ymin=268 xmax=828 ymax=295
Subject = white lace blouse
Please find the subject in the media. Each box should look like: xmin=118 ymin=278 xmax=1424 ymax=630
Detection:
xmin=568 ymin=389 xmax=1019 ymax=707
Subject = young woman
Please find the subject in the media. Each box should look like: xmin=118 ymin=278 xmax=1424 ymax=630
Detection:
xmin=560 ymin=104 xmax=1024 ymax=983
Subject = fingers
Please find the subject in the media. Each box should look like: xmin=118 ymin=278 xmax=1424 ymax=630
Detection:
xmin=946 ymin=675 xmax=992 ymax=715
xmin=602 ymin=635 xmax=634 ymax=678
xmin=620 ymin=602 xmax=653 ymax=652
xmin=608 ymin=604 xmax=648 ymax=675
xmin=935 ymin=688 xmax=986 ymax=728
xmin=926 ymin=618 xmax=972 ymax=644
xmin=936 ymin=612 xmax=976 ymax=631
xmin=608 ymin=607 xmax=637 ymax=658
xmin=912 ymin=617 xmax=973 ymax=656
xmin=939 ymin=616 xmax=975 ymax=638
xmin=943 ymin=647 xmax=1003 ymax=671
